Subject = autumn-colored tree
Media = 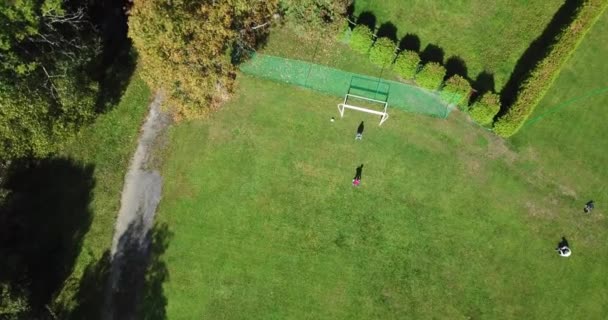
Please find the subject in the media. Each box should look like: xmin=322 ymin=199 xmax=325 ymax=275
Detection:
xmin=129 ymin=0 xmax=279 ymax=119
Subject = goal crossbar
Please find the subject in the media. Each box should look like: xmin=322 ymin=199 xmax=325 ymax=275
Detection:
xmin=337 ymin=94 xmax=389 ymax=125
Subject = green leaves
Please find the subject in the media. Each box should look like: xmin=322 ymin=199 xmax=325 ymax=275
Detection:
xmin=393 ymin=50 xmax=420 ymax=80
xmin=470 ymin=93 xmax=500 ymax=126
xmin=441 ymin=75 xmax=472 ymax=110
xmin=369 ymin=37 xmax=396 ymax=67
xmin=415 ymin=62 xmax=445 ymax=91
xmin=349 ymin=24 xmax=373 ymax=54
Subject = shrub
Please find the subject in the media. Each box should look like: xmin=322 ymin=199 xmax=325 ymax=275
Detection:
xmin=349 ymin=24 xmax=373 ymax=54
xmin=369 ymin=37 xmax=396 ymax=67
xmin=415 ymin=62 xmax=446 ymax=91
xmin=470 ymin=93 xmax=501 ymax=125
xmin=393 ymin=50 xmax=420 ymax=80
xmin=440 ymin=75 xmax=472 ymax=110
xmin=494 ymin=0 xmax=608 ymax=137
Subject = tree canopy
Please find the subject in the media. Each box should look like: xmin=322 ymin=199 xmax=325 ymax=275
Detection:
xmin=0 ymin=0 xmax=102 ymax=159
xmin=129 ymin=0 xmax=279 ymax=119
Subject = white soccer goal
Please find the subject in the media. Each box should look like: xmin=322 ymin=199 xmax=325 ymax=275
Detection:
xmin=337 ymin=94 xmax=389 ymax=125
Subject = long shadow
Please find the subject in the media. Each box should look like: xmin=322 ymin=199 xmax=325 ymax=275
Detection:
xmin=498 ymin=0 xmax=584 ymax=117
xmin=88 ymin=0 xmax=137 ymax=113
xmin=376 ymin=22 xmax=398 ymax=41
xmin=399 ymin=33 xmax=421 ymax=52
xmin=0 ymin=158 xmax=95 ymax=315
xmin=445 ymin=56 xmax=468 ymax=79
xmin=420 ymin=44 xmax=445 ymax=64
xmin=356 ymin=11 xmax=377 ymax=31
xmin=104 ymin=219 xmax=171 ymax=320
xmin=57 ymin=222 xmax=171 ymax=319
xmin=470 ymin=71 xmax=496 ymax=102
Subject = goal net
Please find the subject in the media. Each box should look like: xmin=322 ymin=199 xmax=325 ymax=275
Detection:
xmin=337 ymin=76 xmax=390 ymax=125
xmin=338 ymin=94 xmax=389 ymax=125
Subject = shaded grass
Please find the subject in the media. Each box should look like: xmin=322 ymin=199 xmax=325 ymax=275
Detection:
xmin=353 ymin=0 xmax=563 ymax=90
xmin=156 ymin=74 xmax=607 ymax=319
xmin=52 ymin=74 xmax=151 ymax=311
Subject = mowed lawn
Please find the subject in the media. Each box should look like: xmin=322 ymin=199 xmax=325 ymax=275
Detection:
xmin=353 ymin=0 xmax=563 ymax=90
xmin=155 ymin=76 xmax=607 ymax=318
xmin=512 ymin=9 xmax=608 ymax=206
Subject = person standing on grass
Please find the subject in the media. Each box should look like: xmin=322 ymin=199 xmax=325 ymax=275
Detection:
xmin=584 ymin=200 xmax=594 ymax=213
xmin=353 ymin=164 xmax=363 ymax=186
xmin=355 ymin=121 xmax=364 ymax=140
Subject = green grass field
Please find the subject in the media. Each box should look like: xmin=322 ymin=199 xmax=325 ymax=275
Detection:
xmin=155 ymin=75 xmax=606 ymax=318
xmin=512 ymin=10 xmax=608 ymax=204
xmin=353 ymin=0 xmax=563 ymax=90
xmin=148 ymin=8 xmax=608 ymax=319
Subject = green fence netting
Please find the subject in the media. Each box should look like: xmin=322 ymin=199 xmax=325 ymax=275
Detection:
xmin=240 ymin=54 xmax=457 ymax=118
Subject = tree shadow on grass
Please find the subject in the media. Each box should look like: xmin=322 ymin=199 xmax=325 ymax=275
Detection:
xmin=376 ymin=22 xmax=398 ymax=41
xmin=445 ymin=56 xmax=468 ymax=79
xmin=470 ymin=71 xmax=496 ymax=102
xmin=399 ymin=33 xmax=421 ymax=52
xmin=356 ymin=11 xmax=377 ymax=30
xmin=499 ymin=0 xmax=584 ymax=116
xmin=59 ymin=221 xmax=172 ymax=320
xmin=0 ymin=158 xmax=95 ymax=316
xmin=105 ymin=219 xmax=171 ymax=320
xmin=420 ymin=44 xmax=444 ymax=64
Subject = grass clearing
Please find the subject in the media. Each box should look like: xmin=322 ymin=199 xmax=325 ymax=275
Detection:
xmin=512 ymin=10 xmax=608 ymax=218
xmin=155 ymin=72 xmax=607 ymax=318
xmin=353 ymin=0 xmax=563 ymax=90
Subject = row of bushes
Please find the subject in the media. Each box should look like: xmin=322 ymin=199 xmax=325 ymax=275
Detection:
xmin=347 ymin=24 xmax=500 ymax=125
xmin=494 ymin=0 xmax=608 ymax=137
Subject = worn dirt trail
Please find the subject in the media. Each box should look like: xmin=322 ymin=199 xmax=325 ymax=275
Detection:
xmin=102 ymin=93 xmax=169 ymax=320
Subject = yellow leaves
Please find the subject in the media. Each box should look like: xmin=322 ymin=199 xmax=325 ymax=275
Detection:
xmin=129 ymin=0 xmax=277 ymax=120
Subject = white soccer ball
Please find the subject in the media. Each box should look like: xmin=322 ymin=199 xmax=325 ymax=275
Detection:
xmin=330 ymin=118 xmax=335 ymax=122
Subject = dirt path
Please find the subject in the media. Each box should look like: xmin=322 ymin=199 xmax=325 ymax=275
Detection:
xmin=102 ymin=93 xmax=170 ymax=320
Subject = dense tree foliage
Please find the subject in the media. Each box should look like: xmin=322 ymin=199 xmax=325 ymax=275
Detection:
xmin=470 ymin=92 xmax=501 ymax=125
xmin=349 ymin=24 xmax=373 ymax=54
xmin=415 ymin=62 xmax=445 ymax=91
xmin=0 ymin=0 xmax=102 ymax=159
xmin=441 ymin=75 xmax=472 ymax=110
xmin=280 ymin=0 xmax=352 ymax=30
xmin=393 ymin=50 xmax=420 ymax=80
xmin=369 ymin=37 xmax=396 ymax=67
xmin=129 ymin=0 xmax=279 ymax=119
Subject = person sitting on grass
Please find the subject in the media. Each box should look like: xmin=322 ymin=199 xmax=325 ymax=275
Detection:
xmin=556 ymin=237 xmax=571 ymax=257
xmin=584 ymin=200 xmax=594 ymax=213
xmin=556 ymin=245 xmax=571 ymax=257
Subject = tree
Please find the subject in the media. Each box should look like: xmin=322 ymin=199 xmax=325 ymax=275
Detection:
xmin=129 ymin=0 xmax=279 ymax=120
xmin=369 ymin=37 xmax=396 ymax=67
xmin=470 ymin=93 xmax=500 ymax=125
xmin=393 ymin=50 xmax=420 ymax=80
xmin=415 ymin=62 xmax=445 ymax=91
xmin=0 ymin=0 xmax=102 ymax=159
xmin=279 ymin=0 xmax=352 ymax=30
xmin=349 ymin=24 xmax=373 ymax=54
xmin=440 ymin=75 xmax=472 ymax=110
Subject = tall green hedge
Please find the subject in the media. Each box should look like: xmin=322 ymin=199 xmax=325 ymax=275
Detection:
xmin=440 ymin=75 xmax=472 ymax=110
xmin=415 ymin=62 xmax=445 ymax=91
xmin=349 ymin=25 xmax=373 ymax=54
xmin=369 ymin=37 xmax=396 ymax=67
xmin=470 ymin=93 xmax=501 ymax=125
xmin=494 ymin=0 xmax=608 ymax=137
xmin=393 ymin=50 xmax=420 ymax=80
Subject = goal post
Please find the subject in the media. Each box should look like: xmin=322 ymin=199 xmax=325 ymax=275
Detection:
xmin=337 ymin=93 xmax=389 ymax=125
